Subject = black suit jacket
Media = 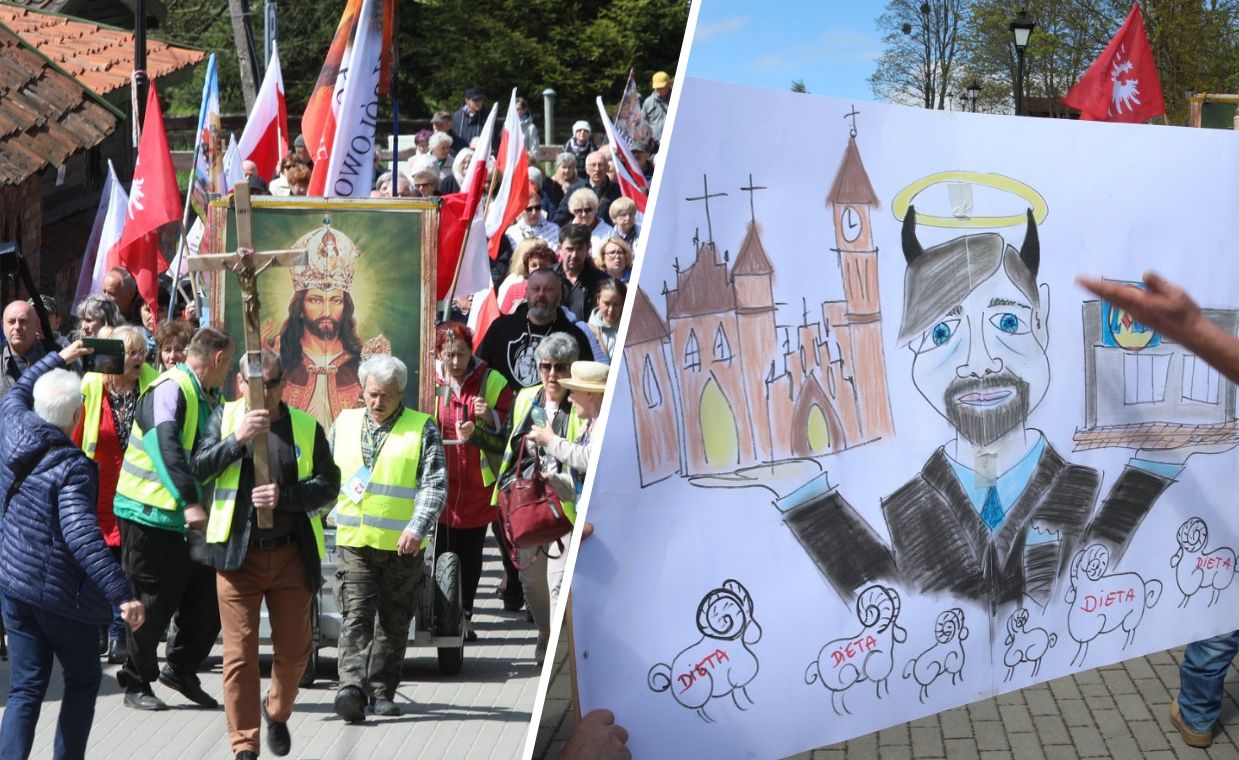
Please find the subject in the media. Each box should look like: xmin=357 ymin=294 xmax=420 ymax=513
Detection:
xmin=785 ymin=441 xmax=1171 ymax=610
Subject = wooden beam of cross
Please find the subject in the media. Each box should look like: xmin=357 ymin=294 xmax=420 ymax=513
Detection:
xmin=186 ymin=183 xmax=306 ymax=529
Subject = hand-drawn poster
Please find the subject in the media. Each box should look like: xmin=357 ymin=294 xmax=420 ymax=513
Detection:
xmin=204 ymin=197 xmax=438 ymax=425
xmin=570 ymin=77 xmax=1239 ymax=760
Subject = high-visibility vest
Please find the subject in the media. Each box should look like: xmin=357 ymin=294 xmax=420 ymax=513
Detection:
xmin=494 ymin=385 xmax=585 ymax=522
xmin=80 ymin=364 xmax=158 ymax=460
xmin=474 ymin=368 xmax=508 ymax=488
xmin=206 ymin=400 xmax=327 ymax=558
xmin=333 ymin=407 xmax=431 ymax=551
xmin=114 ymin=366 xmax=202 ymax=511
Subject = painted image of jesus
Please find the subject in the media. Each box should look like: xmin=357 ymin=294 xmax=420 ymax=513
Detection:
xmin=269 ymin=223 xmax=365 ymax=428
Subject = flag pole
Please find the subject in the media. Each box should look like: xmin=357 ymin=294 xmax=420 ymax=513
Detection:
xmin=167 ymin=139 xmax=205 ymax=322
xmin=441 ymin=219 xmax=474 ymax=323
xmin=389 ymin=0 xmax=399 ymax=198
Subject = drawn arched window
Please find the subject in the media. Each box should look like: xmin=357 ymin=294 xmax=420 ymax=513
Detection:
xmin=642 ymin=354 xmax=663 ymax=408
xmin=683 ymin=330 xmax=701 ymax=373
xmin=713 ymin=324 xmax=733 ymax=363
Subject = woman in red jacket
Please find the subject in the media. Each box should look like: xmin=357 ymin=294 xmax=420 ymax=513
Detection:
xmin=73 ymin=324 xmax=155 ymax=663
xmin=434 ymin=322 xmax=514 ymax=640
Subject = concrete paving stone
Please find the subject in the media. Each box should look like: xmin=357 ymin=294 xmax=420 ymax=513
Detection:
xmin=810 ymin=750 xmax=847 ymax=760
xmin=878 ymin=745 xmax=913 ymax=760
xmin=1073 ymin=669 xmax=1104 ymax=686
xmin=1034 ymin=714 xmax=1073 ymax=745
xmin=877 ymin=722 xmax=910 ymax=745
xmin=1155 ymin=663 xmax=1185 ymax=684
xmin=968 ymin=698 xmax=1002 ymax=722
xmin=1102 ymin=734 xmax=1141 ymax=758
xmin=973 ymin=720 xmax=1009 ymax=752
xmin=978 ymin=751 xmax=1013 ymax=760
xmin=1067 ymin=723 xmax=1108 ymax=757
xmin=1114 ymin=691 xmax=1154 ymax=723
xmin=785 ymin=752 xmax=814 ymax=760
xmin=1129 ymin=718 xmax=1174 ymax=751
xmin=845 ymin=731 xmax=879 ymax=760
xmin=908 ymin=714 xmax=939 ymax=729
xmin=1141 ymin=751 xmax=1177 ymax=760
xmin=1022 ymin=686 xmax=1059 ymax=716
xmin=998 ymin=703 xmax=1034 ymax=733
xmin=939 ymin=707 xmax=973 ymax=739
xmin=994 ymin=689 xmax=1024 ymax=707
xmin=1050 ymin=675 xmax=1084 ymax=700
xmin=1007 ymin=731 xmax=1045 ymax=760
xmin=1057 ymin=698 xmax=1094 ymax=727
xmin=909 ymin=724 xmax=944 ymax=756
xmin=1078 ymin=680 xmax=1112 ymax=699
xmin=1089 ymin=707 xmax=1130 ymax=740
xmin=942 ymin=737 xmax=980 ymax=760
xmin=1042 ymin=745 xmax=1083 ymax=760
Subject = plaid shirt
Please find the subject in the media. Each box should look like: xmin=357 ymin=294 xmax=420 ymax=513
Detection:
xmin=330 ymin=405 xmax=448 ymax=541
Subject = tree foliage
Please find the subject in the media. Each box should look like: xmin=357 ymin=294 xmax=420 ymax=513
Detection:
xmin=870 ymin=0 xmax=1239 ymax=124
xmin=160 ymin=0 xmax=687 ymax=133
xmin=870 ymin=0 xmax=968 ymax=108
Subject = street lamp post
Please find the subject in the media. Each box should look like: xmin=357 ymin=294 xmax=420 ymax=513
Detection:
xmin=1010 ymin=9 xmax=1036 ymax=116
xmin=966 ymin=80 xmax=981 ymax=112
xmin=542 ymin=88 xmax=557 ymax=146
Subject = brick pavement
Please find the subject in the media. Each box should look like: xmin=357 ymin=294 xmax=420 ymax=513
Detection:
xmin=533 ymin=634 xmax=1239 ymax=760
xmin=0 ymin=541 xmax=540 ymax=760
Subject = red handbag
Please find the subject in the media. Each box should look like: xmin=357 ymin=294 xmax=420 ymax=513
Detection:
xmin=498 ymin=438 xmax=573 ymax=566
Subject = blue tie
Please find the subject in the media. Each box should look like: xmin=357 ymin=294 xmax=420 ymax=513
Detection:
xmin=981 ymin=485 xmax=1004 ymax=531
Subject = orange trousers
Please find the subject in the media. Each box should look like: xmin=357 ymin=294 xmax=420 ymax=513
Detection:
xmin=216 ymin=541 xmax=313 ymax=754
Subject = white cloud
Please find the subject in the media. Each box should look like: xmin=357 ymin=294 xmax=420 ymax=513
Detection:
xmin=695 ymin=15 xmax=751 ymax=42
xmin=752 ymin=54 xmax=784 ymax=71
xmin=794 ymin=28 xmax=883 ymax=66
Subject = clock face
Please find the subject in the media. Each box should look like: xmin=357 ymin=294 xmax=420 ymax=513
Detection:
xmin=841 ymin=205 xmax=863 ymax=243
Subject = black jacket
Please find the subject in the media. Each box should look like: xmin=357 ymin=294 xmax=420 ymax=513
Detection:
xmin=476 ymin=303 xmax=594 ymax=390
xmin=192 ymin=402 xmax=340 ymax=591
xmin=552 ymin=178 xmax=621 ymax=227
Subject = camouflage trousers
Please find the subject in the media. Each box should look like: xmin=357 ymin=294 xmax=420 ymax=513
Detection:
xmin=334 ymin=545 xmax=425 ymax=699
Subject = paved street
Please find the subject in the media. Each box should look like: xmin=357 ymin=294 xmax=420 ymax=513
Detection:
xmin=534 ymin=633 xmax=1239 ymax=760
xmin=0 ymin=541 xmax=541 ymax=760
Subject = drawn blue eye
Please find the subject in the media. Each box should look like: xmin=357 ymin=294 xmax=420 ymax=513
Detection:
xmin=989 ymin=312 xmax=1029 ymax=335
xmin=931 ymin=322 xmax=953 ymax=346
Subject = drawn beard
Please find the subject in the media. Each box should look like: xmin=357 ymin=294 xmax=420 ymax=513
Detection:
xmin=944 ymin=371 xmax=1030 ymax=447
xmin=307 ymin=317 xmax=339 ymax=340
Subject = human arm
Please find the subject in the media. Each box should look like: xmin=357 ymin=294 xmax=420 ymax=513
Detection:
xmin=60 ymin=458 xmax=137 ymax=611
xmin=561 ymin=709 xmax=631 ymax=760
xmin=191 ymin=403 xmax=244 ymax=481
xmin=280 ymin=421 xmax=342 ymax=514
xmin=398 ymin=420 xmax=448 ymax=554
xmin=1077 ymin=272 xmax=1239 ymax=384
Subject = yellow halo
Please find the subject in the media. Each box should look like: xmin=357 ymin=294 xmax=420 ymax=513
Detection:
xmin=891 ymin=171 xmax=1049 ymax=229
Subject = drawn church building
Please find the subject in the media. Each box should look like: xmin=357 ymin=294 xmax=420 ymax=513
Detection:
xmin=623 ymin=136 xmax=894 ymax=486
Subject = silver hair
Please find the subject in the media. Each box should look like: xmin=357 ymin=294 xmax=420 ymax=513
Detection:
xmin=359 ymin=354 xmax=408 ymax=393
xmin=452 ymin=148 xmax=474 ymax=185
xmin=554 ymin=152 xmax=577 ymax=172
xmin=239 ymin=348 xmax=282 ymax=378
xmin=428 ymin=131 xmax=453 ymax=151
xmin=76 ymin=293 xmax=123 ymax=327
xmin=527 ymin=166 xmax=544 ymax=186
xmin=33 ymin=368 xmax=82 ymax=430
xmin=568 ymin=187 xmax=599 ymax=212
xmin=535 ymin=332 xmax=580 ymax=364
xmin=412 ymin=168 xmax=439 ymax=185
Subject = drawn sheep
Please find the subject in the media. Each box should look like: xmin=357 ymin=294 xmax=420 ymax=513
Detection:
xmin=1002 ymin=607 xmax=1056 ymax=681
xmin=1172 ymin=517 xmax=1236 ymax=608
xmin=805 ymin=584 xmax=907 ymax=715
xmin=647 ymin=579 xmax=762 ymax=723
xmin=902 ymin=607 xmax=968 ymax=703
xmin=1065 ymin=544 xmax=1162 ymax=666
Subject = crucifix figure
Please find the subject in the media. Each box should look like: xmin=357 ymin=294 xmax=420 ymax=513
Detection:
xmin=187 ymin=183 xmax=306 ymax=528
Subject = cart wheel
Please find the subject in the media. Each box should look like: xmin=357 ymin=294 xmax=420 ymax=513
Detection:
xmin=434 ymin=552 xmax=463 ymax=637
xmin=438 ymin=643 xmax=464 ymax=675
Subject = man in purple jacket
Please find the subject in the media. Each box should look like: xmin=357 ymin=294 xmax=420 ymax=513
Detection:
xmin=0 ymin=340 xmax=145 ymax=760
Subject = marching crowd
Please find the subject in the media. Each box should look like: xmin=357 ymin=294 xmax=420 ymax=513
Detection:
xmin=0 ymin=76 xmax=662 ymax=760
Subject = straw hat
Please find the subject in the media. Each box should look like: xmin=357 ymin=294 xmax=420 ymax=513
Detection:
xmin=558 ymin=361 xmax=609 ymax=394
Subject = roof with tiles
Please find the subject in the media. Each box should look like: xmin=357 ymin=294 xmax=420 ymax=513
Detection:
xmin=0 ymin=2 xmax=201 ymax=97
xmin=0 ymin=20 xmax=120 ymax=185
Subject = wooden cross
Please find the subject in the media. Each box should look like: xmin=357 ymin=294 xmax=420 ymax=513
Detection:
xmin=187 ymin=183 xmax=306 ymax=529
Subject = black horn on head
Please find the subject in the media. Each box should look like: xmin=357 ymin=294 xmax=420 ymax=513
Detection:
xmin=1019 ymin=208 xmax=1039 ymax=277
xmin=902 ymin=205 xmax=923 ymax=264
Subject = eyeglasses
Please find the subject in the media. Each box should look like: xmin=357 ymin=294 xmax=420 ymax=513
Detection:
xmin=603 ymin=250 xmax=626 ymax=259
xmin=571 ymin=207 xmax=595 ymax=216
xmin=539 ymin=362 xmax=570 ymax=373
xmin=525 ymin=205 xmax=541 ymax=212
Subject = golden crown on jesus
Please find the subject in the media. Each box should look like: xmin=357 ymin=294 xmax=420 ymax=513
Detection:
xmin=290 ymin=221 xmax=359 ymax=292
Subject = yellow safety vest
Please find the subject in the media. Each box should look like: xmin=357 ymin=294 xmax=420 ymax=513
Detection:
xmin=80 ymin=364 xmax=158 ymax=459
xmin=114 ymin=367 xmax=202 ymax=511
xmin=206 ymin=400 xmax=327 ymax=558
xmin=333 ymin=407 xmax=431 ymax=552
xmin=494 ymin=385 xmax=585 ymax=522
xmin=476 ymin=368 xmax=508 ymax=488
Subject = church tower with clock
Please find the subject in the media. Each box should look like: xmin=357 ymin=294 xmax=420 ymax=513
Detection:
xmin=825 ymin=123 xmax=894 ymax=440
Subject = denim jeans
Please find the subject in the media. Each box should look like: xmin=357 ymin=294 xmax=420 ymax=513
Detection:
xmin=1178 ymin=630 xmax=1239 ymax=732
xmin=0 ymin=596 xmax=103 ymax=760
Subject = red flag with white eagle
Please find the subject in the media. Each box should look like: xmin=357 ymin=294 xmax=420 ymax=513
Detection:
xmin=1062 ymin=3 xmax=1164 ymax=123
xmin=484 ymin=89 xmax=529 ymax=260
xmin=237 ymin=42 xmax=288 ymax=181
xmin=597 ymin=96 xmax=648 ymax=213
xmin=113 ymin=84 xmax=179 ymax=324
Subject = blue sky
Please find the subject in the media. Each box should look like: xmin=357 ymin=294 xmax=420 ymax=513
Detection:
xmin=686 ymin=1 xmax=887 ymax=101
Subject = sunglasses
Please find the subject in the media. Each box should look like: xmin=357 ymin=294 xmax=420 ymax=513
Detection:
xmin=539 ymin=362 xmax=570 ymax=373
xmin=525 ymin=205 xmax=542 ymax=212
